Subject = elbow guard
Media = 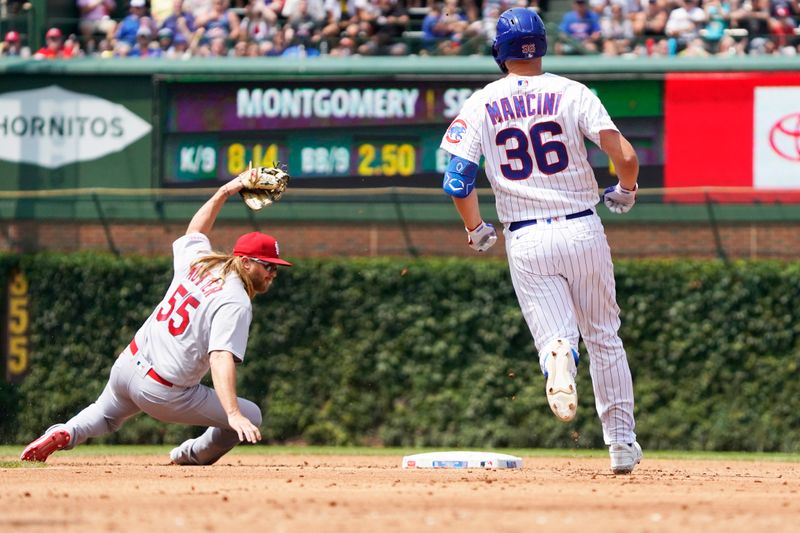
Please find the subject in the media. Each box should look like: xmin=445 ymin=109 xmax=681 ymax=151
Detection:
xmin=443 ymin=156 xmax=479 ymax=198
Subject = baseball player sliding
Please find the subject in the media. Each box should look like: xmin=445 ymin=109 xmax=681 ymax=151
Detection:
xmin=21 ymin=170 xmax=291 ymax=465
xmin=441 ymin=8 xmax=642 ymax=474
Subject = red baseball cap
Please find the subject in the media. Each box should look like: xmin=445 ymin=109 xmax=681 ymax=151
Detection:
xmin=46 ymin=27 xmax=62 ymax=39
xmin=233 ymin=232 xmax=292 ymax=266
xmin=5 ymin=31 xmax=20 ymax=42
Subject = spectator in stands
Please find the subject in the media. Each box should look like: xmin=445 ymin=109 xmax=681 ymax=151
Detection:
xmin=185 ymin=0 xmax=213 ymax=17
xmin=770 ymin=0 xmax=799 ymax=20
xmin=1 ymin=30 xmax=30 ymax=58
xmin=715 ymin=32 xmax=749 ymax=54
xmin=286 ymin=0 xmax=325 ymax=45
xmin=558 ymin=0 xmax=602 ymax=53
xmin=264 ymin=25 xmax=292 ymax=55
xmin=731 ymin=0 xmax=774 ymax=52
xmin=240 ymin=0 xmax=278 ymax=44
xmin=328 ymin=35 xmax=357 ymax=56
xmin=208 ymin=35 xmax=230 ymax=56
xmin=703 ymin=0 xmax=733 ymax=44
xmin=665 ymin=0 xmax=707 ymax=48
xmin=195 ymin=0 xmax=241 ymax=42
xmin=370 ymin=0 xmax=410 ymax=55
xmin=421 ymin=1 xmax=469 ymax=51
xmin=34 ymin=28 xmax=79 ymax=59
xmin=161 ymin=0 xmax=197 ymax=42
xmin=680 ymin=35 xmax=712 ymax=54
xmin=129 ymin=26 xmax=163 ymax=56
xmin=282 ymin=0 xmax=328 ymax=22
xmin=114 ymin=41 xmax=132 ymax=56
xmin=96 ymin=37 xmax=114 ymax=57
xmin=341 ymin=0 xmax=382 ymax=25
xmin=601 ymin=2 xmax=635 ymax=55
xmin=116 ymin=0 xmax=154 ymax=46
xmin=164 ymin=31 xmax=193 ymax=57
xmin=633 ymin=0 xmax=669 ymax=38
xmin=77 ymin=0 xmax=117 ymax=52
xmin=771 ymin=5 xmax=798 ymax=49
xmin=157 ymin=27 xmax=175 ymax=52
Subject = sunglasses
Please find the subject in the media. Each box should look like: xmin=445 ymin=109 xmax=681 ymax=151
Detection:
xmin=250 ymin=258 xmax=278 ymax=273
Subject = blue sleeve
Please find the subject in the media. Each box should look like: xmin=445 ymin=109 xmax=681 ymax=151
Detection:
xmin=559 ymin=13 xmax=573 ymax=33
xmin=443 ymin=155 xmax=479 ymax=198
xmin=590 ymin=13 xmax=601 ymax=33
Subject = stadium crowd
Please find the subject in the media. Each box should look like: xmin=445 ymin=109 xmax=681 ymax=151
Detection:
xmin=0 ymin=0 xmax=798 ymax=59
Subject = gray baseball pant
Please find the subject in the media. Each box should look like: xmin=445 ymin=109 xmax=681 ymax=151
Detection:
xmin=55 ymin=348 xmax=262 ymax=465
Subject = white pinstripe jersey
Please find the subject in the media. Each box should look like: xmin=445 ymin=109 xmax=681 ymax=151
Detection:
xmin=440 ymin=73 xmax=618 ymax=224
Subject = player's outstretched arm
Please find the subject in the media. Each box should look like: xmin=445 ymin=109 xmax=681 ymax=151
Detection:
xmin=209 ymin=350 xmax=262 ymax=444
xmin=600 ymin=130 xmax=639 ymax=214
xmin=185 ymin=176 xmax=245 ymax=236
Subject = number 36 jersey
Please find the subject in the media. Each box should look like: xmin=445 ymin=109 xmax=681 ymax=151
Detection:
xmin=440 ymin=73 xmax=618 ymax=223
xmin=132 ymin=233 xmax=252 ymax=388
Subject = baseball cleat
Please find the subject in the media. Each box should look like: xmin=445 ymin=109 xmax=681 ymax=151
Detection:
xmin=544 ymin=339 xmax=578 ymax=422
xmin=20 ymin=426 xmax=71 ymax=462
xmin=609 ymin=441 xmax=643 ymax=474
xmin=169 ymin=438 xmax=196 ymax=465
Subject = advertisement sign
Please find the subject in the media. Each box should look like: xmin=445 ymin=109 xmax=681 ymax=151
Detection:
xmin=754 ymin=87 xmax=800 ymax=189
xmin=665 ymin=73 xmax=800 ymax=201
xmin=166 ymin=80 xmax=660 ymax=134
xmin=0 ymin=85 xmax=152 ymax=169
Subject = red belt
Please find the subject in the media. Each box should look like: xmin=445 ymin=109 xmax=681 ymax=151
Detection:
xmin=129 ymin=339 xmax=173 ymax=387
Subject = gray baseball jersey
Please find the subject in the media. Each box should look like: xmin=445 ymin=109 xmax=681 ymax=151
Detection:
xmin=51 ymin=233 xmax=261 ymax=465
xmin=441 ymin=73 xmax=636 ymax=445
xmin=135 ymin=233 xmax=252 ymax=387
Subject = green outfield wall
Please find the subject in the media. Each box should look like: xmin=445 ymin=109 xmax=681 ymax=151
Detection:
xmin=1 ymin=56 xmax=799 ymax=224
xmin=2 ymin=254 xmax=800 ymax=452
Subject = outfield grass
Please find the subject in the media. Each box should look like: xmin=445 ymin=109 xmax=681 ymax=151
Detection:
xmin=1 ymin=445 xmax=800 ymax=463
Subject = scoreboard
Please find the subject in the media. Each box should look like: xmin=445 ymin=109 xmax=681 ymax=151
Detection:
xmin=165 ymin=128 xmax=451 ymax=187
xmin=161 ymin=80 xmax=662 ymax=189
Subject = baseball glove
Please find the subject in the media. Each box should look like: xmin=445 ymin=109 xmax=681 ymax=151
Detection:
xmin=237 ymin=165 xmax=290 ymax=211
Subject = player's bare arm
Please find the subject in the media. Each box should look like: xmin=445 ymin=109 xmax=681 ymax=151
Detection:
xmin=186 ymin=177 xmax=245 ymax=236
xmin=600 ymin=129 xmax=639 ymax=190
xmin=451 ymin=192 xmax=482 ymax=233
xmin=209 ymin=350 xmax=262 ymax=444
xmin=443 ymin=156 xmax=497 ymax=252
xmin=601 ymin=130 xmax=639 ymax=214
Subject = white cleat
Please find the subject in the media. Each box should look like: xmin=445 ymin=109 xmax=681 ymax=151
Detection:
xmin=609 ymin=442 xmax=643 ymax=474
xmin=544 ymin=339 xmax=578 ymax=422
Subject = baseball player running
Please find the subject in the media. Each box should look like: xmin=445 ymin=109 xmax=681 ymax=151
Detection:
xmin=440 ymin=7 xmax=642 ymax=474
xmin=21 ymin=175 xmax=291 ymax=465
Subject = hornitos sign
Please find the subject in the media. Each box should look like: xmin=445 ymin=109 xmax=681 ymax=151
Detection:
xmin=0 ymin=85 xmax=151 ymax=169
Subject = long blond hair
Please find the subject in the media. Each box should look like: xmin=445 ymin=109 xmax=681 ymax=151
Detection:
xmin=191 ymin=251 xmax=256 ymax=299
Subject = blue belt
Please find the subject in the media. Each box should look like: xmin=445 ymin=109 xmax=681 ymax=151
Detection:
xmin=509 ymin=209 xmax=594 ymax=232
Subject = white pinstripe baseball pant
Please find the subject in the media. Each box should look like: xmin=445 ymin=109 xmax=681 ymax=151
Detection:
xmin=504 ymin=213 xmax=636 ymax=444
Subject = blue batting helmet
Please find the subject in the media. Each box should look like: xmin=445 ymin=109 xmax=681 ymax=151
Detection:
xmin=492 ymin=8 xmax=548 ymax=73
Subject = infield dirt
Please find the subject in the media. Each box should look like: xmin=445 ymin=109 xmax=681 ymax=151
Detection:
xmin=1 ymin=453 xmax=798 ymax=532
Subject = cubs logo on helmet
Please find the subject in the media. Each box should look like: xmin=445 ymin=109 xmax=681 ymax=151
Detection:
xmin=445 ymin=119 xmax=467 ymax=144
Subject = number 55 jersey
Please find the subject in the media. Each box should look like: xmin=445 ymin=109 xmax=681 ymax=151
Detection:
xmin=440 ymin=73 xmax=618 ymax=223
xmin=132 ymin=233 xmax=252 ymax=388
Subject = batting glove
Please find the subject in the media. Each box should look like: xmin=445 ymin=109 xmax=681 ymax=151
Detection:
xmin=603 ymin=182 xmax=637 ymax=214
xmin=466 ymin=221 xmax=497 ymax=252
